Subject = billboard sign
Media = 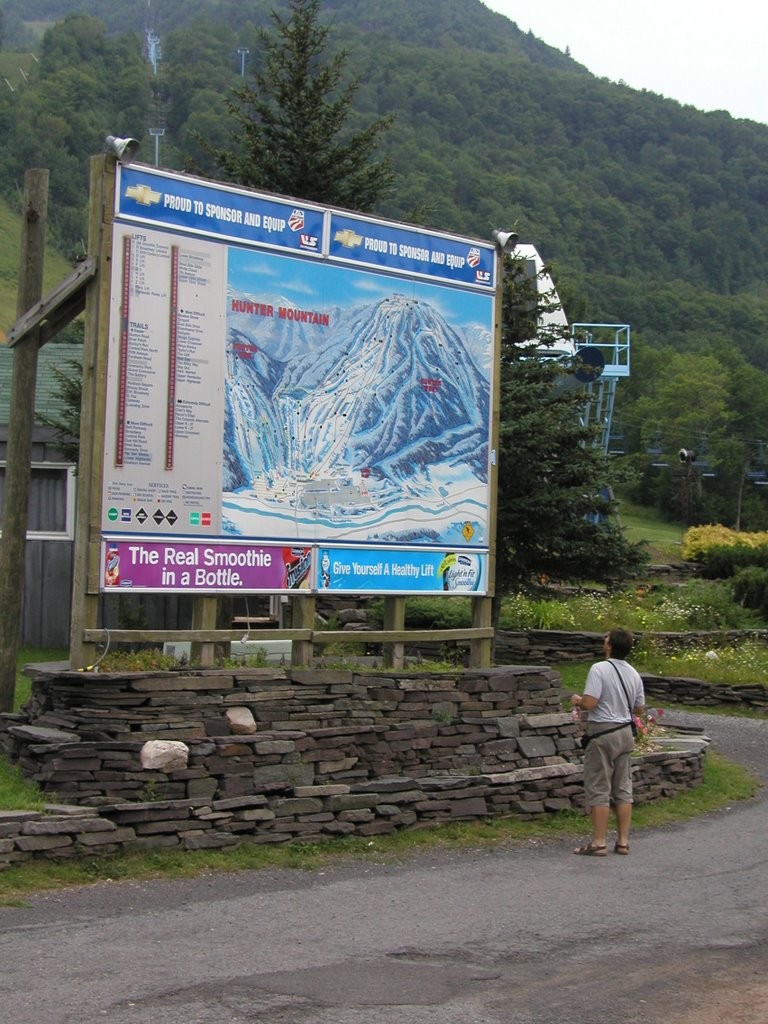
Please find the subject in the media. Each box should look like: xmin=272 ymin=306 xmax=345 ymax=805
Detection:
xmin=100 ymin=165 xmax=496 ymax=594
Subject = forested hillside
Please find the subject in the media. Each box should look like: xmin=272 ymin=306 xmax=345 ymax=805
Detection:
xmin=2 ymin=0 xmax=768 ymax=528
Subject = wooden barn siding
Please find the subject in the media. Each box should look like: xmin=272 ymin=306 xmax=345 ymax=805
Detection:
xmin=21 ymin=538 xmax=73 ymax=647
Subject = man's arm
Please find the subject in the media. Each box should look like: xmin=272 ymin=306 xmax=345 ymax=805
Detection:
xmin=570 ymin=693 xmax=598 ymax=711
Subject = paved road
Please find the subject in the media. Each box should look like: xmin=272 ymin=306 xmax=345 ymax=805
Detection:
xmin=1 ymin=711 xmax=766 ymax=1024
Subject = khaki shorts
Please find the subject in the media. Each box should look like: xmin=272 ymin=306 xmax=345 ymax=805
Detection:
xmin=583 ymin=723 xmax=634 ymax=806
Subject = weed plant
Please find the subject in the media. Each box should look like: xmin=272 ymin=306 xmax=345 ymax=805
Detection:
xmin=499 ymin=579 xmax=761 ymax=633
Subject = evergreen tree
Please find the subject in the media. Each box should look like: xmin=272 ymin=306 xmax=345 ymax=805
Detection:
xmin=202 ymin=0 xmax=393 ymax=210
xmin=36 ymin=357 xmax=82 ymax=465
xmin=495 ymin=255 xmax=647 ymax=594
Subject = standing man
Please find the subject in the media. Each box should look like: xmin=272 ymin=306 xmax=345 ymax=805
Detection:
xmin=570 ymin=627 xmax=645 ymax=856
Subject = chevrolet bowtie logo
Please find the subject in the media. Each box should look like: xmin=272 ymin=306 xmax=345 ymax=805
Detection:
xmin=125 ymin=183 xmax=162 ymax=206
xmin=334 ymin=228 xmax=363 ymax=248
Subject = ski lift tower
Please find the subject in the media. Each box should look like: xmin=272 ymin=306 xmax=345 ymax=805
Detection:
xmin=570 ymin=323 xmax=631 ymax=454
xmin=512 ymin=245 xmax=631 ymax=454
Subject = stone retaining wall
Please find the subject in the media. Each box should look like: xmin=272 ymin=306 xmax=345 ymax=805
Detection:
xmin=0 ymin=749 xmax=703 ymax=869
xmin=491 ymin=629 xmax=768 ymax=665
xmin=0 ymin=664 xmax=707 ymax=866
xmin=642 ymin=675 xmax=768 ymax=709
xmin=1 ymin=665 xmax=577 ymax=804
xmin=10 ymin=664 xmax=564 ymax=743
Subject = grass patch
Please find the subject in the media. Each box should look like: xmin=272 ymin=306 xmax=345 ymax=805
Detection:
xmin=15 ymin=647 xmax=68 ymax=710
xmin=548 ymin=659 xmax=765 ymax=724
xmin=553 ymin=641 xmax=768 ymax=690
xmin=552 ymin=655 xmax=768 ymax=696
xmin=617 ymin=498 xmax=685 ymax=563
xmin=0 ymin=649 xmax=69 ymax=813
xmin=0 ymin=762 xmax=47 ymax=812
xmin=635 ymin=638 xmax=768 ymax=686
xmin=0 ymin=749 xmax=756 ymax=904
xmin=0 ymin=195 xmax=73 ymax=334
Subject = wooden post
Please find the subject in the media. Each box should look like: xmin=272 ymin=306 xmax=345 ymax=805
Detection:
xmin=70 ymin=155 xmax=116 ymax=669
xmin=469 ymin=594 xmax=492 ymax=667
xmin=382 ymin=596 xmax=405 ymax=669
xmin=0 ymin=169 xmax=49 ymax=711
xmin=468 ymin=250 xmax=503 ymax=669
xmin=290 ymin=594 xmax=316 ymax=667
xmin=190 ymin=596 xmax=218 ymax=667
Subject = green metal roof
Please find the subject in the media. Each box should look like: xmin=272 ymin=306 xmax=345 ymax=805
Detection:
xmin=0 ymin=342 xmax=83 ymax=425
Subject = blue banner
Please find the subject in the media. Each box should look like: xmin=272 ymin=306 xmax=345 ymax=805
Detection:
xmin=116 ymin=166 xmax=325 ymax=255
xmin=329 ymin=213 xmax=495 ymax=289
xmin=316 ymin=547 xmax=487 ymax=594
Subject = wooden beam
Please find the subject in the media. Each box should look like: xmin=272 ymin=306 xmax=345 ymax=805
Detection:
xmin=80 ymin=627 xmax=491 ymax=645
xmin=83 ymin=628 xmax=313 ymax=643
xmin=6 ymin=256 xmax=95 ymax=348
xmin=311 ymin=628 xmax=493 ymax=645
xmin=38 ymin=289 xmax=87 ymax=345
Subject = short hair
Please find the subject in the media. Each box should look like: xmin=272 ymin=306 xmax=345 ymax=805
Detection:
xmin=607 ymin=628 xmax=634 ymax=659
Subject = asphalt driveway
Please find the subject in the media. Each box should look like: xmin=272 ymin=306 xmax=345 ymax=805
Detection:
xmin=0 ymin=708 xmax=765 ymax=1024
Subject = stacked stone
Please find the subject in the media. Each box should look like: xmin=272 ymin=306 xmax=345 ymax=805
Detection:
xmin=492 ymin=629 xmax=768 ymax=665
xmin=0 ymin=748 xmax=706 ymax=868
xmin=5 ymin=705 xmax=582 ymax=805
xmin=0 ymin=805 xmax=138 ymax=866
xmin=630 ymin=749 xmax=705 ymax=799
xmin=9 ymin=666 xmax=564 ymax=747
xmin=483 ymin=763 xmax=586 ymax=817
xmin=642 ymin=675 xmax=768 ymax=709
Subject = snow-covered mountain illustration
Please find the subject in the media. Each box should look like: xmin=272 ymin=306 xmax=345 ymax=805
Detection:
xmin=223 ymin=290 xmax=491 ymax=543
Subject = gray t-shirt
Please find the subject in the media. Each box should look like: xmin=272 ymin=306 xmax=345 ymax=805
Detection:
xmin=583 ymin=658 xmax=645 ymax=723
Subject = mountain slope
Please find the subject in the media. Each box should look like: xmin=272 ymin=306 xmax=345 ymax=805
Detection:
xmin=1 ymin=0 xmax=766 ymax=362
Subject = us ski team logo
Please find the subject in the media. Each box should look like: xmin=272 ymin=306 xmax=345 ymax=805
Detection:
xmin=467 ymin=247 xmax=481 ymax=268
xmin=289 ymin=209 xmax=305 ymax=232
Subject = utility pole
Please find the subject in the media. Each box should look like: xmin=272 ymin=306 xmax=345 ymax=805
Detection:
xmin=0 ymin=169 xmax=49 ymax=711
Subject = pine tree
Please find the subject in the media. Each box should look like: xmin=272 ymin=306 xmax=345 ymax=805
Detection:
xmin=204 ymin=0 xmax=393 ymax=211
xmin=495 ymin=255 xmax=647 ymax=594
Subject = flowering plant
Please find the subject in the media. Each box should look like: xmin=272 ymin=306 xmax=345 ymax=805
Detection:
xmin=633 ymin=708 xmax=667 ymax=751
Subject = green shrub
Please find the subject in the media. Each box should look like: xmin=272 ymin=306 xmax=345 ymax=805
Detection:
xmin=701 ymin=544 xmax=768 ymax=579
xmin=367 ymin=597 xmax=472 ymax=630
xmin=681 ymin=524 xmax=768 ymax=561
xmin=731 ymin=566 xmax=768 ymax=617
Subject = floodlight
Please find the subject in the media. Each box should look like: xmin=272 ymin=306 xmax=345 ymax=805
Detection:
xmin=105 ymin=135 xmax=140 ymax=166
xmin=491 ymin=229 xmax=518 ymax=254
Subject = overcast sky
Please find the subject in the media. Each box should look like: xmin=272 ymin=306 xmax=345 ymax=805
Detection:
xmin=483 ymin=1 xmax=767 ymax=126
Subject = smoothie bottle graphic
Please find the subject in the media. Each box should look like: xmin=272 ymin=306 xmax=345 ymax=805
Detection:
xmin=105 ymin=545 xmax=120 ymax=587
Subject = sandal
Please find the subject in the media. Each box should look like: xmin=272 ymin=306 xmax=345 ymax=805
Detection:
xmin=614 ymin=843 xmax=630 ymax=855
xmin=573 ymin=843 xmax=608 ymax=856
